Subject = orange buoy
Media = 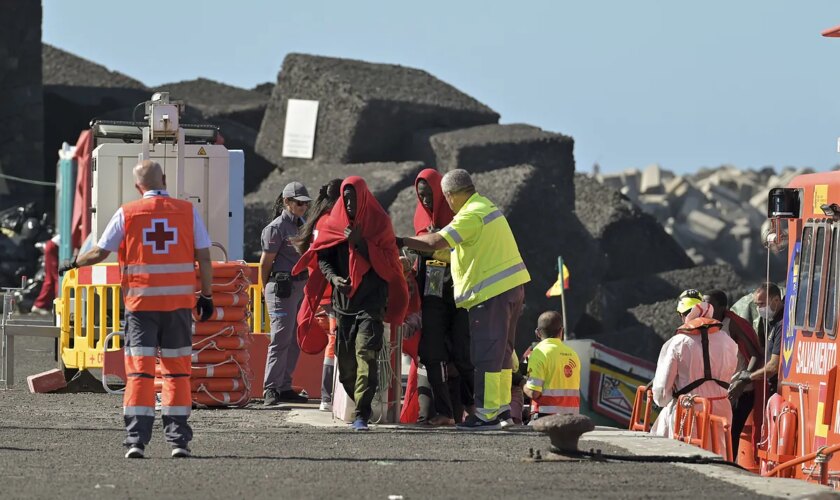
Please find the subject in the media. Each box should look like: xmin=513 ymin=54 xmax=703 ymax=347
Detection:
xmin=205 ymin=262 xmax=250 ymax=278
xmin=192 ymin=389 xmax=248 ymax=407
xmin=191 ymin=348 xmax=249 ymax=364
xmin=200 ymin=279 xmax=250 ymax=293
xmin=211 ymin=291 xmax=250 ymax=307
xmin=192 ymin=320 xmax=249 ymax=336
xmin=191 ymin=377 xmax=248 ymax=392
xmin=192 ymin=306 xmax=248 ymax=322
xmin=190 ymin=362 xmax=245 ymax=378
xmin=193 ymin=335 xmax=250 ymax=351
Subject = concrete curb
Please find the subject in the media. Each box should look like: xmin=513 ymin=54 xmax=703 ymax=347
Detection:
xmin=288 ymin=411 xmax=835 ymax=498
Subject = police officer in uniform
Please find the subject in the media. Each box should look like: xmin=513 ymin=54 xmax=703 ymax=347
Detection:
xmin=260 ymin=182 xmax=311 ymax=405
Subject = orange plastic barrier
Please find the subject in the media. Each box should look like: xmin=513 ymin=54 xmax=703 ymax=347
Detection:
xmin=629 ymin=386 xmax=654 ymax=432
xmin=673 ymin=394 xmax=733 ymax=461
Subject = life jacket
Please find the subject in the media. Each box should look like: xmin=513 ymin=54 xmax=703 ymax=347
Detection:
xmin=672 ymin=317 xmax=730 ymax=397
xmin=119 ymin=196 xmax=196 ymax=312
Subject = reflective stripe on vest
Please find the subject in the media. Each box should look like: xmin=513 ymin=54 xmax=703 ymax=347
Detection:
xmin=124 ymin=263 xmax=195 ymax=275
xmin=120 ymin=196 xmax=196 ymax=312
xmin=125 ymin=285 xmax=197 ymax=297
xmin=446 ymin=193 xmax=530 ymax=309
xmin=453 ymin=261 xmax=527 ymax=305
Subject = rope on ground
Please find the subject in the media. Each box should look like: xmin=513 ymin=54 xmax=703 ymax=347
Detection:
xmin=0 ymin=172 xmax=57 ymax=187
xmin=550 ymin=446 xmax=748 ymax=470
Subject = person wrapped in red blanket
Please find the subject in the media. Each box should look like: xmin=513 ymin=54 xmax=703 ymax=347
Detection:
xmin=411 ymin=168 xmax=475 ymax=425
xmin=292 ymin=177 xmax=408 ymax=430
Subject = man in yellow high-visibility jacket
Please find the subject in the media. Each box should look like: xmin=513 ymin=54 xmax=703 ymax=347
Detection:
xmin=399 ymin=169 xmax=531 ymax=430
xmin=524 ymin=311 xmax=581 ymax=419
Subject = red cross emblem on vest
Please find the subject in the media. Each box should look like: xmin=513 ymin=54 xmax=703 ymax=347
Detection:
xmin=143 ymin=218 xmax=178 ymax=254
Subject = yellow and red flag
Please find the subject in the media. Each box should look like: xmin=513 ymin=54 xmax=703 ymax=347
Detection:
xmin=546 ymin=262 xmax=570 ymax=297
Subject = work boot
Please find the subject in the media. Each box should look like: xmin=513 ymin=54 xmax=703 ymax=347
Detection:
xmin=278 ymin=389 xmax=308 ymax=403
xmin=263 ymin=388 xmax=280 ymax=406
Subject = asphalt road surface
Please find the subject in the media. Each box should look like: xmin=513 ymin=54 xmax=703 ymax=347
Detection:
xmin=0 ymin=336 xmax=819 ymax=499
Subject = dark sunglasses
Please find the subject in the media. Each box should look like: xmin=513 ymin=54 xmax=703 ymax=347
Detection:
xmin=292 ymin=199 xmax=310 ymax=207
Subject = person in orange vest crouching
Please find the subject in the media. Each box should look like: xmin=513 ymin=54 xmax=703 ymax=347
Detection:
xmin=60 ymin=160 xmax=214 ymax=459
xmin=523 ymin=311 xmax=581 ymax=420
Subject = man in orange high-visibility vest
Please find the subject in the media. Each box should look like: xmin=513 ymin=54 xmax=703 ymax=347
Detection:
xmin=61 ymin=160 xmax=214 ymax=459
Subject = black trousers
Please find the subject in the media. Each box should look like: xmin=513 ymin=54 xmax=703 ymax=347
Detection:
xmin=418 ymin=296 xmax=474 ymax=419
xmin=730 ymin=391 xmax=755 ymax=457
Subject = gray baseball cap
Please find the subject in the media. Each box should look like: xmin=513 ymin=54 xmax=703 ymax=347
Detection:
xmin=282 ymin=181 xmax=312 ymax=202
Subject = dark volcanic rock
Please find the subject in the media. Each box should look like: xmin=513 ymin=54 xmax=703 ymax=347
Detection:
xmin=156 ymin=78 xmax=268 ymax=130
xmin=42 ymin=44 xmax=150 ymax=182
xmin=252 ymin=82 xmax=274 ymax=96
xmin=244 ymin=161 xmax=424 ymax=260
xmin=0 ymin=2 xmax=44 ymax=207
xmin=42 ymin=44 xmax=145 ymax=89
xmin=424 ymin=124 xmax=576 ymax=210
xmin=256 ymin=53 xmax=499 ymax=170
xmin=582 ymin=263 xmax=751 ymax=361
xmin=574 ymin=173 xmax=693 ymax=281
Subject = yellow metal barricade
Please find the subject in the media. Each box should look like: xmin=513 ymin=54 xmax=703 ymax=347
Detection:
xmin=247 ymin=263 xmax=269 ymax=334
xmin=57 ymin=262 xmax=267 ymax=371
xmin=56 ymin=266 xmax=122 ymax=371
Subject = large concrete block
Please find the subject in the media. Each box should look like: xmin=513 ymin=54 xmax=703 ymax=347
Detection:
xmin=686 ymin=210 xmax=727 ymax=241
xmin=244 ymin=161 xmax=424 ymax=260
xmin=424 ymin=123 xmax=576 ymax=210
xmin=256 ymin=53 xmax=499 ymax=170
xmin=639 ymin=163 xmax=664 ymax=195
xmin=0 ymin=2 xmax=44 ymax=209
xmin=574 ymin=174 xmax=693 ymax=282
xmin=156 ymin=78 xmax=268 ymax=130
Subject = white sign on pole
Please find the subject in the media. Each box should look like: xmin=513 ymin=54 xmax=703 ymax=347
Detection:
xmin=282 ymin=99 xmax=319 ymax=159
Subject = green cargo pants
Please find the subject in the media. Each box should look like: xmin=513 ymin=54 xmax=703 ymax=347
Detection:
xmin=336 ymin=309 xmax=384 ymax=422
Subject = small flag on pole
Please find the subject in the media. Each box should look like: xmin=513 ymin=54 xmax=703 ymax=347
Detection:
xmin=546 ymin=260 xmax=570 ymax=297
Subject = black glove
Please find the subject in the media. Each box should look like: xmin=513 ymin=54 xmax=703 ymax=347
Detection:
xmin=196 ymin=293 xmax=214 ymax=321
xmin=395 ymin=236 xmax=405 ymax=248
xmin=58 ymin=258 xmax=78 ymax=276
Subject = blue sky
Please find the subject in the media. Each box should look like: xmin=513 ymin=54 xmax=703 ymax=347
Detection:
xmin=44 ymin=0 xmax=840 ymax=174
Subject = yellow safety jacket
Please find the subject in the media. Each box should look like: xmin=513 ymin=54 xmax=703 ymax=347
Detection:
xmin=525 ymin=338 xmax=581 ymax=415
xmin=439 ymin=193 xmax=530 ymax=309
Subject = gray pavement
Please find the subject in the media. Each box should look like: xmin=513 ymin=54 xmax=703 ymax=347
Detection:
xmin=1 ymin=335 xmax=835 ymax=499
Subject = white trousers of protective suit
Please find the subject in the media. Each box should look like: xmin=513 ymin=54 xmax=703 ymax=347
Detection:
xmin=650 ymin=329 xmax=738 ymax=454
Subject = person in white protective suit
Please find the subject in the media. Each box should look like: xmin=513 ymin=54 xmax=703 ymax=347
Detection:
xmin=650 ymin=290 xmax=739 ymax=453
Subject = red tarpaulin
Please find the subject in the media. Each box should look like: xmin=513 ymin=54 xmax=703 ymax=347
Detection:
xmin=70 ymin=130 xmax=92 ymax=250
